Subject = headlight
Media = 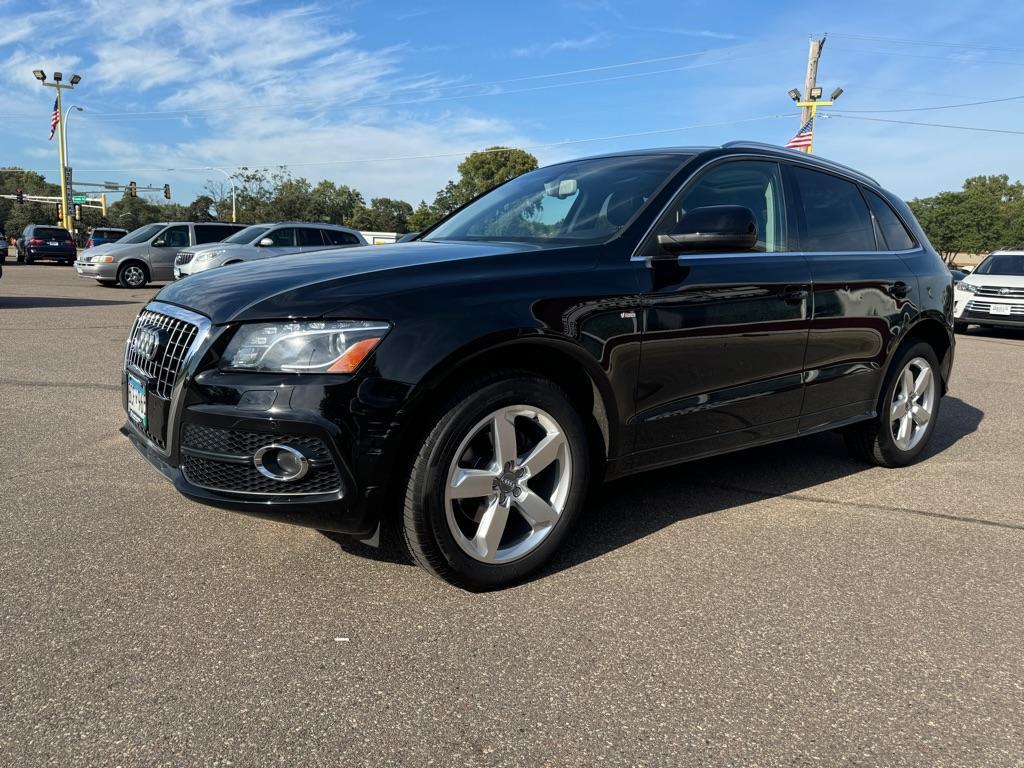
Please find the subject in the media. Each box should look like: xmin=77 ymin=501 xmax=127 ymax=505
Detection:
xmin=222 ymin=320 xmax=390 ymax=373
xmin=96 ymin=254 xmax=116 ymax=263
xmin=958 ymin=282 xmax=978 ymax=293
xmin=196 ymin=249 xmax=226 ymax=261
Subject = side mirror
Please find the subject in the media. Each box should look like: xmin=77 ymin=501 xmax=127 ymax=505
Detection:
xmin=397 ymin=232 xmax=419 ymax=243
xmin=656 ymin=205 xmax=758 ymax=255
xmin=152 ymin=237 xmax=165 ymax=247
xmin=258 ymin=237 xmax=275 ymax=247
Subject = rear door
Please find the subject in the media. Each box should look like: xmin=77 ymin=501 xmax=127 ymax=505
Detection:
xmin=632 ymin=158 xmax=812 ymax=464
xmin=295 ymin=227 xmax=328 ymax=253
xmin=788 ymin=165 xmax=919 ymax=429
xmin=322 ymin=229 xmax=363 ymax=247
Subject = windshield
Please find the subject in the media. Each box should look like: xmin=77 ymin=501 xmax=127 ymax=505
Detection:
xmin=120 ymin=223 xmax=167 ymax=244
xmin=974 ymin=254 xmax=1024 ymax=276
xmin=223 ymin=225 xmax=271 ymax=244
xmin=424 ymin=154 xmax=687 ymax=246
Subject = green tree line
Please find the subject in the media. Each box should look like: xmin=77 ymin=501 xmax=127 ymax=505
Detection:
xmin=2 ymin=147 xmax=537 ymax=239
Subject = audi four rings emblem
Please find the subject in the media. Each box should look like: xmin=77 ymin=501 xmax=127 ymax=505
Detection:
xmin=133 ymin=327 xmax=161 ymax=361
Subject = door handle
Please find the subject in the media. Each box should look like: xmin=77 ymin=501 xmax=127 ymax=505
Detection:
xmin=782 ymin=287 xmax=808 ymax=304
xmin=890 ymin=281 xmax=910 ymax=298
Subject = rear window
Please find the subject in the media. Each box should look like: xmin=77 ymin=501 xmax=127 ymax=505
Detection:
xmin=93 ymin=229 xmax=125 ymax=239
xmin=792 ymin=167 xmax=875 ymax=252
xmin=195 ymin=224 xmax=241 ymax=243
xmin=296 ymin=228 xmax=325 ymax=247
xmin=864 ymin=189 xmax=916 ymax=251
xmin=35 ymin=227 xmax=71 ymax=240
xmin=322 ymin=229 xmax=361 ymax=246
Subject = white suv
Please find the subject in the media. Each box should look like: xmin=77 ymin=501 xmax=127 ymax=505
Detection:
xmin=953 ymin=250 xmax=1024 ymax=332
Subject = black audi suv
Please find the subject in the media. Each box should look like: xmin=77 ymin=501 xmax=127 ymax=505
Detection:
xmin=121 ymin=143 xmax=955 ymax=589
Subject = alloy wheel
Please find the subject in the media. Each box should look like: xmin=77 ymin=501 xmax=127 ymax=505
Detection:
xmin=122 ymin=265 xmax=146 ymax=287
xmin=444 ymin=405 xmax=572 ymax=564
xmin=889 ymin=356 xmax=937 ymax=451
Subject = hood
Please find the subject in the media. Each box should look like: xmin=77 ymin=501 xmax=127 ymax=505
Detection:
xmin=188 ymin=242 xmax=249 ymax=255
xmin=80 ymin=243 xmax=117 ymax=259
xmin=154 ymin=241 xmax=536 ymax=324
xmin=961 ymin=273 xmax=1024 ymax=289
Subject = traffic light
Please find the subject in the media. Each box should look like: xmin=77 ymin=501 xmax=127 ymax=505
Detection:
xmin=74 ymin=205 xmax=82 ymax=222
xmin=163 ymin=184 xmax=171 ymax=200
xmin=128 ymin=181 xmax=137 ymax=198
xmin=16 ymin=188 xmax=23 ymax=204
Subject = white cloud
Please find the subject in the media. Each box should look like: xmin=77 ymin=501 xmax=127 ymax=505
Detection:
xmin=512 ymin=34 xmax=605 ymax=58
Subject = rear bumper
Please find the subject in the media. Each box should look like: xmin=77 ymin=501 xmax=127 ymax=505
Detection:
xmin=26 ymin=248 xmax=75 ymax=260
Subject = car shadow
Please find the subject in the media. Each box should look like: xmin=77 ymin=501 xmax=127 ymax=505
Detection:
xmin=961 ymin=327 xmax=1024 ymax=342
xmin=0 ymin=296 xmax=142 ymax=309
xmin=323 ymin=396 xmax=984 ymax=579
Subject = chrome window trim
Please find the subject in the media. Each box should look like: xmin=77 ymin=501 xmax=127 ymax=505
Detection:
xmin=630 ymin=151 xmax=923 ymax=263
xmin=123 ymin=301 xmax=213 ymax=459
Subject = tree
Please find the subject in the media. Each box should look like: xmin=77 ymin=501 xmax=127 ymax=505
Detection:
xmin=107 ymin=194 xmax=163 ymax=230
xmin=351 ymin=197 xmax=414 ymax=233
xmin=407 ymin=200 xmax=437 ymax=233
xmin=308 ymin=180 xmax=365 ymax=225
xmin=431 ymin=147 xmax=538 ymax=217
xmin=1 ymin=168 xmax=62 ymax=237
xmin=186 ymin=195 xmax=217 ymax=222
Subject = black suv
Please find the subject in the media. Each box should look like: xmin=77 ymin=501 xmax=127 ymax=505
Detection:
xmin=17 ymin=224 xmax=77 ymax=264
xmin=121 ymin=143 xmax=955 ymax=589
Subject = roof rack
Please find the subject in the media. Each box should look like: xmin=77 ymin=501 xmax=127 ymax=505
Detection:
xmin=720 ymin=141 xmax=880 ymax=187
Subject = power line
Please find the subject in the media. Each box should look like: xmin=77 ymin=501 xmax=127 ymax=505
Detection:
xmin=827 ymin=46 xmax=1024 ymax=68
xmin=832 ymin=94 xmax=1024 ymax=113
xmin=0 ymin=114 xmax=790 ymax=175
xmin=826 ymin=113 xmax=1024 ymax=136
xmin=827 ymin=32 xmax=1024 ymax=55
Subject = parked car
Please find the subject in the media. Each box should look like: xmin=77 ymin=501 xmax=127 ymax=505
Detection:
xmin=16 ymin=225 xmax=77 ymax=265
xmin=173 ymin=222 xmax=366 ymax=279
xmin=75 ymin=221 xmax=246 ymax=288
xmin=120 ymin=143 xmax=955 ymax=590
xmin=949 ymin=267 xmax=967 ymax=285
xmin=953 ymin=250 xmax=1024 ymax=332
xmin=86 ymin=227 xmax=129 ymax=249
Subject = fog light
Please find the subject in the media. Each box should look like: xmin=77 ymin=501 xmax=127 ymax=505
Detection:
xmin=253 ymin=444 xmax=309 ymax=482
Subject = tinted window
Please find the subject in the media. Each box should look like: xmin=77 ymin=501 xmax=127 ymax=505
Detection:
xmin=792 ymin=167 xmax=875 ymax=252
xmin=657 ymin=160 xmax=787 ymax=252
xmin=426 ymin=154 xmax=685 ymax=245
xmin=864 ymin=189 xmax=916 ymax=251
xmin=121 ymin=223 xmax=166 ymax=244
xmin=322 ymin=229 xmax=361 ymax=246
xmin=296 ymin=228 xmax=325 ymax=247
xmin=34 ymin=227 xmax=71 ymax=240
xmin=195 ymin=224 xmax=238 ymax=244
xmin=267 ymin=228 xmax=296 ymax=247
xmin=974 ymin=254 xmax=1024 ymax=276
xmin=157 ymin=225 xmax=190 ymax=248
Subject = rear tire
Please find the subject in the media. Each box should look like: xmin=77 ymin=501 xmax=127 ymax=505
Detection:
xmin=24 ymin=255 xmax=34 ymax=265
xmin=844 ymin=341 xmax=941 ymax=467
xmin=400 ymin=371 xmax=590 ymax=591
xmin=117 ymin=262 xmax=149 ymax=289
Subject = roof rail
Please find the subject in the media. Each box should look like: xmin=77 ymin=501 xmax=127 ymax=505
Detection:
xmin=720 ymin=141 xmax=880 ymax=187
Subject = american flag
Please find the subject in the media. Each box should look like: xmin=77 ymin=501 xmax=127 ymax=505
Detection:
xmin=49 ymin=98 xmax=60 ymax=141
xmin=785 ymin=118 xmax=814 ymax=150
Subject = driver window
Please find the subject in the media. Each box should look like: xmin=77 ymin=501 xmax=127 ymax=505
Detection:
xmin=657 ymin=160 xmax=786 ymax=253
xmin=158 ymin=225 xmax=189 ymax=248
xmin=268 ymin=228 xmax=296 ymax=247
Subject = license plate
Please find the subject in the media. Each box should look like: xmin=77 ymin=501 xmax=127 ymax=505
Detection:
xmin=127 ymin=373 xmax=148 ymax=428
xmin=75 ymin=267 xmax=83 ymax=274
xmin=47 ymin=240 xmax=59 ymax=246
xmin=990 ymin=304 xmax=1012 ymax=316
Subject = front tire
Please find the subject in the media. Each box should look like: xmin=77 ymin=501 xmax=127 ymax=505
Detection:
xmin=844 ymin=341 xmax=941 ymax=467
xmin=400 ymin=372 xmax=590 ymax=590
xmin=117 ymin=262 xmax=149 ymax=289
xmin=953 ymin=321 xmax=968 ymax=334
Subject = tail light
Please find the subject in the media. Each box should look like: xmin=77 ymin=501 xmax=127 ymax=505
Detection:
xmin=86 ymin=239 xmax=94 ymax=248
xmin=29 ymin=238 xmax=43 ymax=246
xmin=65 ymin=240 xmax=75 ymax=248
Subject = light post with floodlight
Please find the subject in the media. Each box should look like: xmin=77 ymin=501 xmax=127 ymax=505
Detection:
xmin=33 ymin=69 xmax=82 ymax=230
xmin=786 ymin=85 xmax=843 ymax=154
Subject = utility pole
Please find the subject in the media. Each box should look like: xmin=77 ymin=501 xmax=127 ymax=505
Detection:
xmin=800 ymin=36 xmax=825 ymax=127
xmin=786 ymin=36 xmax=843 ymax=154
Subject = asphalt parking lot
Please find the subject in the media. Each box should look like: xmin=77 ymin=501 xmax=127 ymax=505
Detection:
xmin=1 ymin=259 xmax=1022 ymax=767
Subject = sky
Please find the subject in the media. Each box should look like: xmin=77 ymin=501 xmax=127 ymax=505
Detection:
xmin=2 ymin=0 xmax=1023 ymax=207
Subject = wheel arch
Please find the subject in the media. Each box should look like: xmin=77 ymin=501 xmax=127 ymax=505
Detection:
xmin=117 ymin=258 xmax=151 ymax=282
xmin=393 ymin=334 xmax=620 ymax=483
xmin=890 ymin=312 xmax=954 ymax=395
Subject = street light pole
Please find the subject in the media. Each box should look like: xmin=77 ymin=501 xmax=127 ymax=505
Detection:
xmin=206 ymin=167 xmax=237 ymax=222
xmin=33 ymin=70 xmax=82 ymax=231
xmin=62 ymin=105 xmax=84 ymax=169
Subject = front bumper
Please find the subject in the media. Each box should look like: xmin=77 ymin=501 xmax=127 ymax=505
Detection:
xmin=74 ymin=260 xmax=118 ymax=279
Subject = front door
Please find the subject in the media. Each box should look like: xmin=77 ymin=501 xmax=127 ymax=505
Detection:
xmin=149 ymin=225 xmax=190 ymax=280
xmin=631 ymin=158 xmax=812 ymax=467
